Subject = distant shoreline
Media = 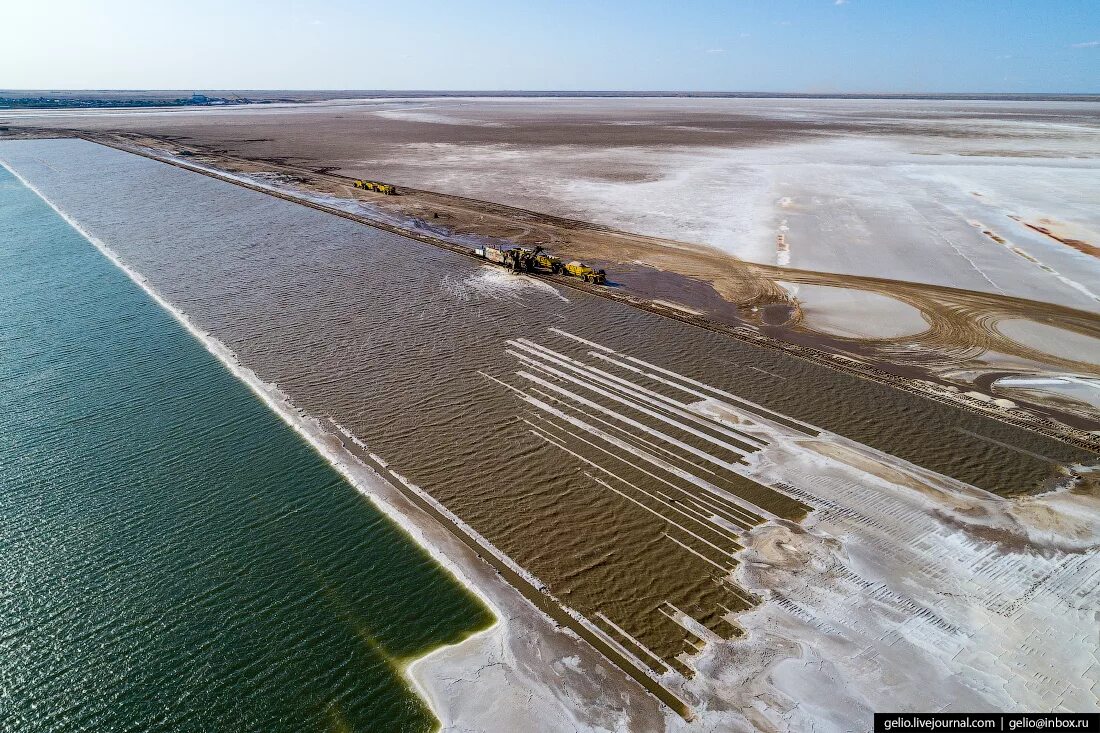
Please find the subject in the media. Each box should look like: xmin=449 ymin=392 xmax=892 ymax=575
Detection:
xmin=2 ymin=89 xmax=1098 ymax=110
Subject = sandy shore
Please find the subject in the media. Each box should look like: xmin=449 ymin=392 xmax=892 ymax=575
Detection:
xmin=2 ymin=159 xmax=666 ymax=732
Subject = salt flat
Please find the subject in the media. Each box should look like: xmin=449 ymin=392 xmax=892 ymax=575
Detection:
xmin=14 ymin=96 xmax=1095 ymax=323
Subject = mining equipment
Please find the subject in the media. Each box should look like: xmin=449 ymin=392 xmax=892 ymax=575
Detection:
xmin=535 ymin=251 xmax=564 ymax=274
xmin=354 ymin=179 xmax=397 ymax=195
xmin=474 ymin=244 xmax=606 ymax=284
xmin=563 ymin=260 xmax=607 ymax=284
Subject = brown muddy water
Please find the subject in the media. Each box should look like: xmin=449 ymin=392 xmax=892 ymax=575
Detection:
xmin=2 ymin=138 xmax=1091 ymax=673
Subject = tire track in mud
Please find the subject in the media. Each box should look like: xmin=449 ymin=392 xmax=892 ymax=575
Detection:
xmin=762 ymin=264 xmax=1100 ymax=374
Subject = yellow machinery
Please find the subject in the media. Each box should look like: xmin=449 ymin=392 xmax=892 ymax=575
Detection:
xmin=535 ymin=252 xmax=564 ymax=274
xmin=564 ymin=261 xmax=606 ymax=284
xmin=354 ymin=179 xmax=397 ymax=195
xmin=474 ymin=245 xmax=606 ymax=284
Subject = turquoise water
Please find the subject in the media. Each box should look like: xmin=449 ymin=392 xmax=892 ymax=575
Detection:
xmin=0 ymin=167 xmax=492 ymax=730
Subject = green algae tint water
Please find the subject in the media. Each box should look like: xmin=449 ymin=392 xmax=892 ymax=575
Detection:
xmin=0 ymin=165 xmax=492 ymax=731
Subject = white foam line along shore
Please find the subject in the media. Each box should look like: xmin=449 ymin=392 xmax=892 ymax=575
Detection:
xmin=0 ymin=159 xmax=509 ymax=726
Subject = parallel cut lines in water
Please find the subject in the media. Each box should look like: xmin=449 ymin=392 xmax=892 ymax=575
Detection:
xmin=550 ymin=328 xmax=820 ymax=437
xmin=517 ymin=366 xmax=751 ymax=473
xmin=512 ymin=338 xmax=765 ymax=450
xmin=482 ymin=333 xmax=823 ymax=671
xmin=526 ymin=404 xmax=762 ymax=533
xmin=525 ymin=418 xmax=747 ymax=548
xmin=504 ymin=337 xmax=808 ymax=517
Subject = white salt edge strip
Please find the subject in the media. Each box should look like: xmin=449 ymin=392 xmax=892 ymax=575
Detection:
xmin=0 ymin=159 xmax=507 ymax=726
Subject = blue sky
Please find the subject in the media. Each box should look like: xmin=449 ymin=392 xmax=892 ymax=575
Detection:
xmin=4 ymin=0 xmax=1098 ymax=92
